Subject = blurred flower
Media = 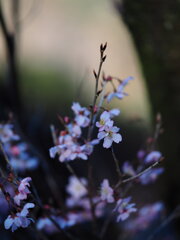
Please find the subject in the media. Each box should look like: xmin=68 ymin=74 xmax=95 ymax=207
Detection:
xmin=124 ymin=202 xmax=164 ymax=233
xmin=139 ymin=168 xmax=164 ymax=185
xmin=71 ymin=102 xmax=90 ymax=127
xmin=114 ymin=197 xmax=137 ymax=221
xmin=107 ymin=76 xmax=133 ymax=102
xmin=109 ymin=109 xmax=120 ymax=118
xmin=144 ymin=151 xmax=162 ymax=164
xmin=4 ymin=203 xmax=35 ymax=232
xmin=0 ymin=124 xmax=19 ymax=143
xmin=100 ymin=179 xmax=114 ymax=203
xmin=66 ymin=176 xmax=87 ymax=199
xmin=122 ymin=162 xmax=136 ymax=177
xmin=14 ymin=177 xmax=32 ymax=206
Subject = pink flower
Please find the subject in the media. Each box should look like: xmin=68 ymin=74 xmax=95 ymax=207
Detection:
xmin=4 ymin=203 xmax=35 ymax=232
xmin=14 ymin=177 xmax=31 ymax=206
xmin=114 ymin=197 xmax=137 ymax=221
xmin=98 ymin=123 xmax=122 ymax=148
xmin=100 ymin=179 xmax=114 ymax=203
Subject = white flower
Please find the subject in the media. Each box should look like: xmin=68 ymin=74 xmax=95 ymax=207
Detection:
xmin=100 ymin=179 xmax=114 ymax=203
xmin=66 ymin=176 xmax=87 ymax=199
xmin=4 ymin=203 xmax=35 ymax=232
xmin=71 ymin=102 xmax=90 ymax=127
xmin=98 ymin=124 xmax=122 ymax=148
xmin=96 ymin=111 xmax=112 ymax=132
xmin=107 ymin=76 xmax=133 ymax=102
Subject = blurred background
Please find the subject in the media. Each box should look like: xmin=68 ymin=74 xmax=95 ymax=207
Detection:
xmin=0 ymin=0 xmax=180 ymax=239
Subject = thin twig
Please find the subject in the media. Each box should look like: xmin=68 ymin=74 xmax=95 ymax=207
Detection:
xmin=87 ymin=43 xmax=107 ymax=141
xmin=115 ymin=158 xmax=163 ymax=189
xmin=111 ymin=146 xmax=122 ymax=179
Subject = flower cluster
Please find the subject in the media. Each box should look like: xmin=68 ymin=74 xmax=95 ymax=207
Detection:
xmin=0 ymin=176 xmax=35 ymax=232
xmin=96 ymin=110 xmax=122 ymax=148
xmin=49 ymin=102 xmax=99 ymax=162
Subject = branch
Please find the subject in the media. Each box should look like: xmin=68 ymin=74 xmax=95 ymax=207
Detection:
xmin=115 ymin=158 xmax=163 ymax=189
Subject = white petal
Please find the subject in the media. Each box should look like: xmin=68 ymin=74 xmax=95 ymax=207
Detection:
xmin=103 ymin=137 xmax=113 ymax=148
xmin=97 ymin=131 xmax=107 ymax=140
xmin=112 ymin=133 xmax=122 ymax=143
xmin=4 ymin=217 xmax=14 ymax=229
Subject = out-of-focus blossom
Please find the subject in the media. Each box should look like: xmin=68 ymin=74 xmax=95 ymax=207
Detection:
xmin=98 ymin=123 xmax=122 ymax=148
xmin=0 ymin=124 xmax=19 ymax=143
xmin=100 ymin=179 xmax=114 ymax=203
xmin=66 ymin=176 xmax=87 ymax=199
xmin=14 ymin=177 xmax=31 ymax=206
xmin=4 ymin=143 xmax=39 ymax=172
xmin=139 ymin=168 xmax=164 ymax=185
xmin=80 ymin=139 xmax=99 ymax=155
xmin=96 ymin=111 xmax=112 ymax=132
xmin=114 ymin=197 xmax=137 ymax=221
xmin=4 ymin=203 xmax=35 ymax=232
xmin=124 ymin=202 xmax=164 ymax=233
xmin=67 ymin=123 xmax=82 ymax=138
xmin=107 ymin=76 xmax=133 ymax=102
xmin=144 ymin=151 xmax=162 ymax=164
xmin=109 ymin=109 xmax=120 ymax=118
xmin=71 ymin=102 xmax=90 ymax=127
xmin=122 ymin=162 xmax=136 ymax=177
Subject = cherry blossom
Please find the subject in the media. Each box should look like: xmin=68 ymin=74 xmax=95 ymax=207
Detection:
xmin=4 ymin=203 xmax=35 ymax=232
xmin=107 ymin=76 xmax=133 ymax=103
xmin=100 ymin=179 xmax=114 ymax=203
xmin=71 ymin=102 xmax=90 ymax=127
xmin=14 ymin=177 xmax=31 ymax=206
xmin=139 ymin=168 xmax=164 ymax=185
xmin=97 ymin=123 xmax=122 ymax=148
xmin=144 ymin=151 xmax=162 ymax=164
xmin=66 ymin=176 xmax=87 ymax=199
xmin=96 ymin=111 xmax=112 ymax=132
xmin=122 ymin=162 xmax=136 ymax=177
xmin=0 ymin=124 xmax=19 ymax=143
xmin=114 ymin=197 xmax=137 ymax=221
xmin=124 ymin=202 xmax=164 ymax=233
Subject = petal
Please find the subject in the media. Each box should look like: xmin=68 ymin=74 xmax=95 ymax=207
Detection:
xmin=4 ymin=217 xmax=14 ymax=229
xmin=97 ymin=131 xmax=107 ymax=140
xmin=101 ymin=111 xmax=110 ymax=121
xmin=112 ymin=133 xmax=122 ymax=143
xmin=103 ymin=137 xmax=113 ymax=148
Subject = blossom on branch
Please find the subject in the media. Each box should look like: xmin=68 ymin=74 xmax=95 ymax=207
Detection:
xmin=114 ymin=197 xmax=137 ymax=221
xmin=107 ymin=76 xmax=133 ymax=103
xmin=4 ymin=203 xmax=35 ymax=232
xmin=100 ymin=179 xmax=114 ymax=203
